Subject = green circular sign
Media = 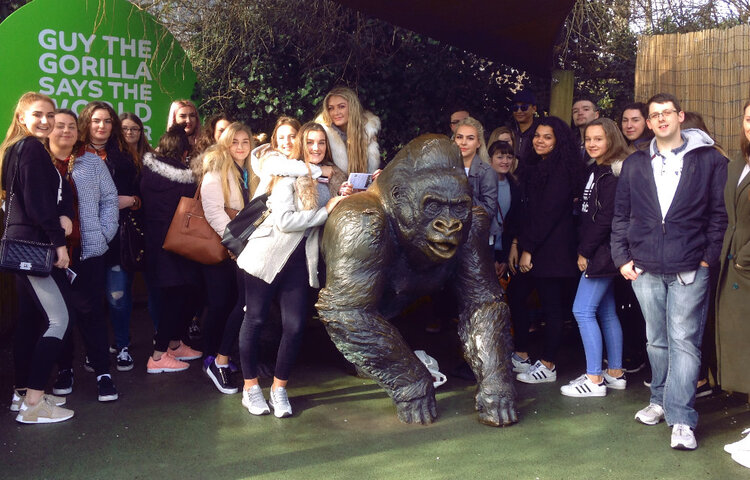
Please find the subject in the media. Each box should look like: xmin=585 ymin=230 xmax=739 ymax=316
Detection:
xmin=0 ymin=0 xmax=196 ymax=145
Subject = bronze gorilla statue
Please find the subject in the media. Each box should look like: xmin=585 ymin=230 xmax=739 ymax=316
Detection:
xmin=316 ymin=134 xmax=517 ymax=426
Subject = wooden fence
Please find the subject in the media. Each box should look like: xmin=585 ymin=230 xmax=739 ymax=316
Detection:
xmin=635 ymin=23 xmax=750 ymax=162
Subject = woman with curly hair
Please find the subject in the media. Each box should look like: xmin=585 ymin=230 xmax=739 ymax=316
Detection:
xmin=509 ymin=116 xmax=585 ymax=385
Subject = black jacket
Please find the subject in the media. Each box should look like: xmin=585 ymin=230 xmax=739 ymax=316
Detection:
xmin=611 ymin=130 xmax=728 ymax=273
xmin=139 ymin=152 xmax=199 ymax=288
xmin=517 ymin=154 xmax=578 ymax=278
xmin=2 ymin=137 xmax=73 ymax=247
xmin=578 ymin=161 xmax=619 ymax=277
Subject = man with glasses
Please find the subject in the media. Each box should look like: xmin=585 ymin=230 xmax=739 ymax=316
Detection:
xmin=611 ymin=93 xmax=727 ymax=451
xmin=509 ymin=90 xmax=538 ymax=165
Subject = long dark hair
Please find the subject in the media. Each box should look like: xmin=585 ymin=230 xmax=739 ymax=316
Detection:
xmin=742 ymin=100 xmax=750 ymax=160
xmin=119 ymin=112 xmax=152 ymax=163
xmin=78 ymin=101 xmax=138 ymax=168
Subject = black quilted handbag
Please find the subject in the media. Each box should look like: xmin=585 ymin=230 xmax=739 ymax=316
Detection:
xmin=221 ymin=193 xmax=270 ymax=257
xmin=0 ymin=140 xmax=55 ymax=276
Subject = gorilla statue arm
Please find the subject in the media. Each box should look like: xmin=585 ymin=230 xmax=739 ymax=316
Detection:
xmin=316 ymin=192 xmax=438 ymax=425
xmin=454 ymin=206 xmax=518 ymax=426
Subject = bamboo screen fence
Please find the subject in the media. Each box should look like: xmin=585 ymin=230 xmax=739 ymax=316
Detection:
xmin=635 ymin=23 xmax=750 ymax=162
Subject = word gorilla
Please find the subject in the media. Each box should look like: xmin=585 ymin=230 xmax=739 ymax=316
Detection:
xmin=317 ymin=135 xmax=517 ymax=426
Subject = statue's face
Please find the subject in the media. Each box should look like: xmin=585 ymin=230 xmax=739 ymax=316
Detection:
xmin=391 ymin=174 xmax=472 ymax=263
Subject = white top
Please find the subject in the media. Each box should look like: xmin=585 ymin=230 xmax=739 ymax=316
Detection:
xmin=739 ymin=163 xmax=750 ymax=186
xmin=651 ymin=150 xmax=683 ymax=220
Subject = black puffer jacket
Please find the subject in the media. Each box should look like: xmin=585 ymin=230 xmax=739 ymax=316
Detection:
xmin=578 ymin=161 xmax=620 ymax=277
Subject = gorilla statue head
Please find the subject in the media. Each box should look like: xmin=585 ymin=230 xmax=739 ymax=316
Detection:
xmin=372 ymin=135 xmax=473 ymax=264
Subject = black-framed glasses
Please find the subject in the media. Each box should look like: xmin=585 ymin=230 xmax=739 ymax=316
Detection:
xmin=511 ymin=104 xmax=531 ymax=112
xmin=123 ymin=127 xmax=141 ymax=133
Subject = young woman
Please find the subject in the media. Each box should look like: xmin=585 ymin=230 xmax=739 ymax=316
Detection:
xmin=167 ymin=99 xmax=201 ymax=147
xmin=453 ymin=117 xmax=499 ymax=240
xmin=620 ymin=102 xmax=653 ymax=151
xmin=120 ymin=112 xmax=151 ymax=165
xmin=72 ymin=102 xmax=140 ymax=380
xmin=194 ymin=113 xmax=233 ymax=155
xmin=200 ymin=122 xmax=259 ymax=394
xmin=488 ymin=126 xmax=517 ymax=154
xmin=315 ymin=86 xmax=381 ymax=175
xmin=488 ymin=140 xmax=519 ymax=280
xmin=560 ymin=118 xmax=631 ymax=397
xmin=236 ymin=121 xmax=344 ymax=418
xmin=251 ymin=117 xmax=302 ymax=194
xmin=509 ymin=116 xmax=584 ymax=384
xmin=140 ymin=125 xmax=203 ymax=373
xmin=48 ymin=109 xmax=120 ymax=402
xmin=1 ymin=92 xmax=74 ymax=423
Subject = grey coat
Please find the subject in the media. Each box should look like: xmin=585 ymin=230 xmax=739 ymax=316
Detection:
xmin=237 ymin=176 xmax=328 ymax=287
xmin=72 ymin=151 xmax=119 ymax=260
xmin=466 ymin=155 xmax=500 ymax=238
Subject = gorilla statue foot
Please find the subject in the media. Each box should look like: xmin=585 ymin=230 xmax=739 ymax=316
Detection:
xmin=475 ymin=391 xmax=518 ymax=427
xmin=396 ymin=393 xmax=438 ymax=425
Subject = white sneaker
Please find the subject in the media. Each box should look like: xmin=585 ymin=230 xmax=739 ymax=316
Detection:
xmin=511 ymin=353 xmax=533 ymax=374
xmin=241 ymin=385 xmax=270 ymax=416
xmin=725 ymin=428 xmax=750 ymax=455
xmin=602 ymin=371 xmax=627 ymax=390
xmin=635 ymin=403 xmax=665 ymax=425
xmin=560 ymin=374 xmax=606 ymax=397
xmin=671 ymin=423 xmax=697 ymax=450
xmin=268 ymin=386 xmax=293 ymax=418
xmin=516 ymin=360 xmax=556 ymax=384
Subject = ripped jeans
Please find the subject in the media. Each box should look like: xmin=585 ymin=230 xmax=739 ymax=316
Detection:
xmin=106 ymin=265 xmax=133 ymax=350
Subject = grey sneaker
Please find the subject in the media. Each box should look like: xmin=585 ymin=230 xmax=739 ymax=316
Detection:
xmin=242 ymin=385 xmax=270 ymax=416
xmin=635 ymin=403 xmax=665 ymax=425
xmin=16 ymin=396 xmax=74 ymax=424
xmin=268 ymin=386 xmax=293 ymax=418
xmin=10 ymin=390 xmax=65 ymax=412
xmin=511 ymin=353 xmax=533 ymax=374
xmin=116 ymin=347 xmax=134 ymax=372
xmin=671 ymin=424 xmax=697 ymax=450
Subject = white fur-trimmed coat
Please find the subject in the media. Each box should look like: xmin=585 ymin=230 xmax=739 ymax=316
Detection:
xmin=250 ymin=143 xmax=322 ymax=197
xmin=313 ymin=111 xmax=381 ymax=174
xmin=236 ymin=175 xmax=327 ymax=288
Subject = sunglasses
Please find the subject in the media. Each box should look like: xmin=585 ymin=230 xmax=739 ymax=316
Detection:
xmin=511 ymin=104 xmax=532 ymax=112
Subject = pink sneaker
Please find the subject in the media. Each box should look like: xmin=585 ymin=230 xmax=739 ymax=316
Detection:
xmin=168 ymin=342 xmax=202 ymax=361
xmin=147 ymin=353 xmax=190 ymax=374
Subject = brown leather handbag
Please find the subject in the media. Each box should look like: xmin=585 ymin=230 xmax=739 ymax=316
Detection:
xmin=162 ymin=184 xmax=228 ymax=265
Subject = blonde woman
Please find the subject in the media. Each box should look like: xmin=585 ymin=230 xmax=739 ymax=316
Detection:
xmin=199 ymin=122 xmax=259 ymax=393
xmin=1 ymin=92 xmax=74 ymax=423
xmin=315 ymin=86 xmax=380 ymax=174
xmin=167 ymin=99 xmax=201 ymax=147
xmin=236 ymin=121 xmax=345 ymax=418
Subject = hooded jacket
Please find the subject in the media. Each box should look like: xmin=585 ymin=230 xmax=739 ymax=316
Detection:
xmin=611 ymin=128 xmax=728 ymax=274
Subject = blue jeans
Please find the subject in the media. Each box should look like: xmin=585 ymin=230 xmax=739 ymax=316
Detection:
xmin=572 ymin=274 xmax=622 ymax=375
xmin=631 ymin=268 xmax=709 ymax=429
xmin=106 ymin=265 xmax=133 ymax=350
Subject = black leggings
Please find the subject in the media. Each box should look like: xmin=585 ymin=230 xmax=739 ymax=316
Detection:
xmin=508 ymin=273 xmax=571 ymax=364
xmin=218 ymin=265 xmax=245 ymax=357
xmin=13 ymin=268 xmax=73 ymax=390
xmin=154 ymin=284 xmax=199 ymax=352
xmin=200 ymin=259 xmax=238 ymax=356
xmin=239 ymin=243 xmax=309 ymax=381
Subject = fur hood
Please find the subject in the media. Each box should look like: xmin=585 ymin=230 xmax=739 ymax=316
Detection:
xmin=313 ymin=111 xmax=381 ymax=174
xmin=142 ymin=152 xmax=195 ymax=184
xmin=611 ymin=158 xmax=624 ymax=177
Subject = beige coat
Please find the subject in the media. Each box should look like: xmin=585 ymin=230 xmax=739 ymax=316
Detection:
xmin=201 ymin=170 xmax=245 ymax=237
xmin=236 ymin=176 xmax=327 ymax=288
xmin=715 ymin=158 xmax=750 ymax=393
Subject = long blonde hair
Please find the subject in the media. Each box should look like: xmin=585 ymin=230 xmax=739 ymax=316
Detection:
xmin=203 ymin=122 xmax=255 ymax=207
xmin=0 ymin=92 xmax=55 ymax=200
xmin=320 ymin=86 xmax=369 ymax=174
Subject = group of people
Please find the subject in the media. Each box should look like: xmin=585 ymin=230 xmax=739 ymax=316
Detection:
xmin=453 ymin=90 xmax=746 ymax=454
xmin=1 ymin=85 xmax=748 ymax=459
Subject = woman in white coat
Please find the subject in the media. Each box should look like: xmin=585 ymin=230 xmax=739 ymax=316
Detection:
xmin=237 ymin=122 xmax=343 ymax=418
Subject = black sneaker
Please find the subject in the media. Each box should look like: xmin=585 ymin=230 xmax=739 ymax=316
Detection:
xmin=206 ymin=360 xmax=238 ymax=394
xmin=116 ymin=347 xmax=134 ymax=372
xmin=52 ymin=369 xmax=74 ymax=395
xmin=83 ymin=356 xmax=94 ymax=373
xmin=695 ymin=381 xmax=714 ymax=398
xmin=97 ymin=375 xmax=119 ymax=402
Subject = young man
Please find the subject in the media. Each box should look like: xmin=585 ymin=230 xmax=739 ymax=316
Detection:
xmin=449 ymin=110 xmax=470 ymax=134
xmin=611 ymin=93 xmax=727 ymax=451
xmin=509 ymin=90 xmax=538 ymax=165
xmin=572 ymin=97 xmax=600 ymax=162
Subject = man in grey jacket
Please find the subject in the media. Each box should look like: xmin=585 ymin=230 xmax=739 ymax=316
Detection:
xmin=611 ymin=93 xmax=727 ymax=451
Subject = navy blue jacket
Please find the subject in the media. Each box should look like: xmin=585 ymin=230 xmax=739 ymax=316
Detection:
xmin=611 ymin=130 xmax=728 ymax=274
